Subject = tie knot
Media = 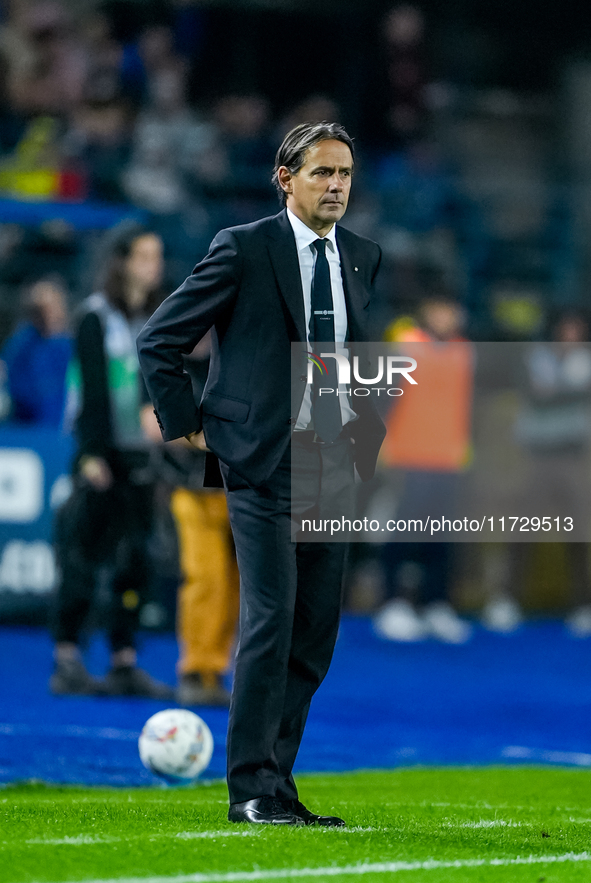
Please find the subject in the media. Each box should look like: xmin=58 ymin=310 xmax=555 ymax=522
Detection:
xmin=313 ymin=238 xmax=327 ymax=255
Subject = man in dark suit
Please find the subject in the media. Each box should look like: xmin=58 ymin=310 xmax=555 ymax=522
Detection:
xmin=137 ymin=122 xmax=385 ymax=826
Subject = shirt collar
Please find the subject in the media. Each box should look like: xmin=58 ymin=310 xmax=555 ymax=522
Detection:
xmin=286 ymin=208 xmax=337 ymax=254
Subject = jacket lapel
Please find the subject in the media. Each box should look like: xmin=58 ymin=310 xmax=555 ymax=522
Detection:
xmin=266 ymin=211 xmax=370 ymax=343
xmin=337 ymin=227 xmax=369 ymax=341
xmin=266 ymin=210 xmax=307 ymax=342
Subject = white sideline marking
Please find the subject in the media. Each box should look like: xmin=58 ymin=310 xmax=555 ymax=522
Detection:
xmin=18 ymin=827 xmax=378 ymax=847
xmin=402 ymin=799 xmax=591 ymax=814
xmin=26 ymin=836 xmax=118 ymax=846
xmin=40 ymin=852 xmax=591 ymax=883
xmin=449 ymin=817 xmax=591 ymax=829
xmin=176 ymin=833 xmax=261 ymax=841
xmin=459 ymin=820 xmax=522 ymax=828
xmin=0 ymin=722 xmax=139 ymax=741
xmin=20 ymin=832 xmax=260 ymax=846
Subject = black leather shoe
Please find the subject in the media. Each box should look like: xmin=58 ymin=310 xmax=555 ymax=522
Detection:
xmin=284 ymin=799 xmax=346 ymax=827
xmin=228 ymin=797 xmax=302 ymax=825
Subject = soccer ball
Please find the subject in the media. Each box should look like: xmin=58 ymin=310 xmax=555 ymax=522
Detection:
xmin=139 ymin=709 xmax=214 ymax=783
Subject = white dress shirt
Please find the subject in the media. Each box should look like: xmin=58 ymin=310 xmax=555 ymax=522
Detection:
xmin=287 ymin=208 xmax=356 ymax=430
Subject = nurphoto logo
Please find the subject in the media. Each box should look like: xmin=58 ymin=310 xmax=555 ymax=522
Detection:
xmin=306 ymin=351 xmax=418 ymax=397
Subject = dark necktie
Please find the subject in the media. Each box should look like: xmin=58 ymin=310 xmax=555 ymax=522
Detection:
xmin=310 ymin=238 xmax=342 ymax=443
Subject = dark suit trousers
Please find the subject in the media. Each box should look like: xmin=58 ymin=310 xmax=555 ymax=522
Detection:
xmin=222 ymin=435 xmax=354 ymax=804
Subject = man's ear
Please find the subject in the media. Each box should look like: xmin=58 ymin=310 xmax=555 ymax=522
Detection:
xmin=277 ymin=166 xmax=293 ymax=195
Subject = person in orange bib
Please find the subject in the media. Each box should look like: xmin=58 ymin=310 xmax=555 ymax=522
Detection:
xmin=374 ymin=296 xmax=474 ymax=644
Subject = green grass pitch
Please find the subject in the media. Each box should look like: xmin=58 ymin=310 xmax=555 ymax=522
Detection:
xmin=3 ymin=768 xmax=591 ymax=883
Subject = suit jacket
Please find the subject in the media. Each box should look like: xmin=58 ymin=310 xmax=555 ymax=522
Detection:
xmin=137 ymin=209 xmax=386 ymax=487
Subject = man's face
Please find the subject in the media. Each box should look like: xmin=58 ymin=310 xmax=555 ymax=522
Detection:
xmin=280 ymin=139 xmax=353 ymax=235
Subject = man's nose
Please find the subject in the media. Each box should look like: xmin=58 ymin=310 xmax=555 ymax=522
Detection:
xmin=328 ymin=174 xmax=344 ymax=190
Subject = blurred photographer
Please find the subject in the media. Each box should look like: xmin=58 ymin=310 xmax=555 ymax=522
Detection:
xmin=51 ymin=224 xmax=173 ymax=698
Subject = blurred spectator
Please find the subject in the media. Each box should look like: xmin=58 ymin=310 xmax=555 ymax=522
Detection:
xmin=139 ymin=24 xmax=188 ymax=99
xmin=485 ymin=311 xmax=591 ymax=635
xmin=121 ymin=23 xmax=187 ymax=107
xmin=51 ymin=224 xmax=173 ymax=699
xmin=383 ymin=4 xmax=428 ymax=148
xmin=1 ymin=278 xmax=71 ymax=426
xmin=0 ymin=51 xmax=25 ymax=152
xmin=375 ymin=139 xmax=462 ymax=322
xmin=0 ymin=115 xmax=62 ymax=201
xmin=122 ymin=118 xmax=186 ymax=215
xmin=64 ymin=97 xmax=132 ymax=202
xmin=172 ymin=474 xmax=238 ymax=707
xmin=374 ymin=296 xmax=474 ymax=643
xmin=395 ymin=296 xmax=467 ymax=344
xmin=378 ymin=141 xmax=453 ymax=235
xmin=193 ymin=93 xmax=275 ymax=224
xmin=364 ymin=4 xmax=428 ymax=150
xmin=135 ymin=65 xmax=216 ymax=176
xmin=122 ymin=65 xmax=214 ymax=214
xmin=78 ymin=8 xmax=125 ymax=106
xmin=1 ymin=1 xmax=86 ymax=117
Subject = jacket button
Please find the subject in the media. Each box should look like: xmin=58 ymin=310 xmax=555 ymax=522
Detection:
xmin=288 ymin=418 xmax=296 ymax=425
xmin=300 ymin=375 xmax=307 ymax=381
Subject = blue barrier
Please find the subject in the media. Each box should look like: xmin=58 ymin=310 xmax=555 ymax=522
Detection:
xmin=0 ymin=198 xmax=146 ymax=230
xmin=0 ymin=426 xmax=73 ymax=622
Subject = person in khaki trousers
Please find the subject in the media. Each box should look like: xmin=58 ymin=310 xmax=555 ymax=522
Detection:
xmin=142 ymin=349 xmax=239 ymax=707
xmin=171 ymin=485 xmax=239 ymax=706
